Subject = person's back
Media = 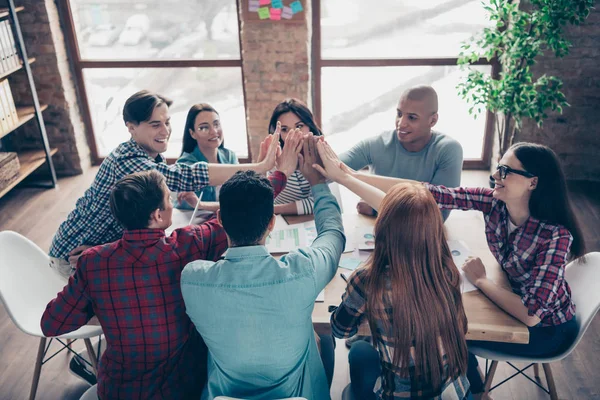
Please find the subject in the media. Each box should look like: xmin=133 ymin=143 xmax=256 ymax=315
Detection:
xmin=330 ymin=182 xmax=469 ymax=399
xmin=42 ymin=170 xmax=232 ymax=399
xmin=182 ymin=137 xmax=344 ymax=399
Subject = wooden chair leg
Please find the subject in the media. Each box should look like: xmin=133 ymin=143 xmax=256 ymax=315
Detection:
xmin=84 ymin=338 xmax=99 ymax=376
xmin=483 ymin=360 xmax=499 ymax=394
xmin=542 ymin=363 xmax=558 ymax=400
xmin=533 ymin=363 xmax=541 ymax=381
xmin=29 ymin=337 xmax=46 ymax=400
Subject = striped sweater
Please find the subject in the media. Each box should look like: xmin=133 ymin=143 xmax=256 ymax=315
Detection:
xmin=271 ymin=170 xmax=314 ymax=215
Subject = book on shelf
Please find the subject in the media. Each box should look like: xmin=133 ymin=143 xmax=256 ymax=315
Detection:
xmin=0 ymin=79 xmax=19 ymax=134
xmin=0 ymin=19 xmax=20 ymax=73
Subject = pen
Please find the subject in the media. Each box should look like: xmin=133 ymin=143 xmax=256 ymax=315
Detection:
xmin=340 ymin=272 xmax=348 ymax=283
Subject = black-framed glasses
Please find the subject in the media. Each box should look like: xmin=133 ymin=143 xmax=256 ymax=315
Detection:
xmin=496 ymin=164 xmax=536 ymax=180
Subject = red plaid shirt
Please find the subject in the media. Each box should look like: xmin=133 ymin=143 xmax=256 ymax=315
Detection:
xmin=41 ymin=172 xmax=287 ymax=399
xmin=426 ymin=184 xmax=575 ymax=327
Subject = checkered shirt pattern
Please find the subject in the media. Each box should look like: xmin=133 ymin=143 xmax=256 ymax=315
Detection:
xmin=425 ymin=184 xmax=575 ymax=327
xmin=49 ymin=139 xmax=210 ymax=261
xmin=41 ymin=172 xmax=287 ymax=399
xmin=331 ymin=268 xmax=470 ymax=399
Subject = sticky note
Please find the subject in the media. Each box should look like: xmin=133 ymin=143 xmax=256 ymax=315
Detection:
xmin=340 ymin=257 xmax=362 ymax=271
xmin=270 ymin=8 xmax=282 ymax=20
xmin=257 ymin=7 xmax=270 ymax=19
xmin=282 ymin=6 xmax=293 ymax=19
xmin=290 ymin=1 xmax=303 ymax=14
xmin=271 ymin=0 xmax=283 ymax=9
xmin=249 ymin=0 xmax=260 ymax=11
xmin=259 ymin=0 xmax=271 ymax=5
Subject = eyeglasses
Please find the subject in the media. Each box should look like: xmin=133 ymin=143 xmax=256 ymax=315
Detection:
xmin=496 ymin=164 xmax=535 ymax=180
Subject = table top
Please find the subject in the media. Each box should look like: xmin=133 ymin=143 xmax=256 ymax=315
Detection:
xmin=286 ymin=209 xmax=530 ymax=344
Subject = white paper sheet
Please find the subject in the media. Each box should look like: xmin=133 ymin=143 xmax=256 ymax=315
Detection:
xmin=447 ymin=240 xmax=479 ymax=293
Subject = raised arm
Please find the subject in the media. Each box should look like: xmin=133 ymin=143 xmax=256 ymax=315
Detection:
xmin=314 ymin=140 xmax=388 ymax=211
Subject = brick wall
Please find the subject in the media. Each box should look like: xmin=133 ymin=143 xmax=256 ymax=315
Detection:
xmin=4 ymin=0 xmax=89 ymax=176
xmin=238 ymin=1 xmax=311 ymax=161
xmin=517 ymin=6 xmax=600 ymax=182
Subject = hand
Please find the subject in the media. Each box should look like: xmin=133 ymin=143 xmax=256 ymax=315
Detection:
xmin=356 ymin=200 xmax=376 ymax=216
xmin=277 ymin=128 xmax=304 ymax=176
xmin=257 ymin=123 xmax=281 ymax=173
xmin=178 ymin=191 xmax=199 ymax=208
xmin=298 ymin=134 xmax=326 ymax=186
xmin=68 ymin=245 xmax=91 ymax=268
xmin=462 ymin=257 xmax=487 ymax=287
xmin=312 ymin=140 xmax=350 ymax=183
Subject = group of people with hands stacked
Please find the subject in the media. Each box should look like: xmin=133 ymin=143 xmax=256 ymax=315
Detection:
xmin=41 ymin=85 xmax=583 ymax=400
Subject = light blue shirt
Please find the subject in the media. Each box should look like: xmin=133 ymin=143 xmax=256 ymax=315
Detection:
xmin=340 ymin=130 xmax=463 ymax=220
xmin=181 ymin=184 xmax=345 ymax=400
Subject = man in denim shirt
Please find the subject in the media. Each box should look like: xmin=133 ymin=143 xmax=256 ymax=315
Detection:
xmin=181 ymin=138 xmax=345 ymax=400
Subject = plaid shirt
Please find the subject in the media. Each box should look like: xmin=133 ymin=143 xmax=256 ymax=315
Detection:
xmin=41 ymin=173 xmax=287 ymax=400
xmin=49 ymin=139 xmax=210 ymax=261
xmin=425 ymin=184 xmax=575 ymax=327
xmin=331 ymin=268 xmax=470 ymax=400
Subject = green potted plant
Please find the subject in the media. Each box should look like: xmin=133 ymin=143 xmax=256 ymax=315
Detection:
xmin=457 ymin=0 xmax=594 ymax=185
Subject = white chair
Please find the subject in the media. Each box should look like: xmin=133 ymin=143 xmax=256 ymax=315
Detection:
xmin=0 ymin=231 xmax=103 ymax=400
xmin=470 ymin=252 xmax=600 ymax=399
xmin=215 ymin=397 xmax=307 ymax=400
xmin=79 ymin=384 xmax=97 ymax=400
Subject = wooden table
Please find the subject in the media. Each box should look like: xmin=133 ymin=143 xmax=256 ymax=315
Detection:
xmin=287 ymin=209 xmax=530 ymax=344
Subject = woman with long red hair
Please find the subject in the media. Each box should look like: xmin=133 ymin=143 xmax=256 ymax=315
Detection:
xmin=315 ymin=141 xmax=471 ymax=399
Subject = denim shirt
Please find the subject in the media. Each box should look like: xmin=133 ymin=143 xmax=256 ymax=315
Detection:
xmin=181 ymin=184 xmax=345 ymax=400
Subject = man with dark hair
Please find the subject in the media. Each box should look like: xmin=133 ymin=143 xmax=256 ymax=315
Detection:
xmin=41 ymin=143 xmax=293 ymax=398
xmin=181 ymin=137 xmax=346 ymax=400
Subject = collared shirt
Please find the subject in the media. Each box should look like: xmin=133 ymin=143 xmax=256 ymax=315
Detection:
xmin=176 ymin=145 xmax=239 ymax=206
xmin=425 ymin=184 xmax=575 ymax=327
xmin=331 ymin=268 xmax=470 ymax=400
xmin=41 ymin=172 xmax=287 ymax=400
xmin=181 ymin=184 xmax=345 ymax=400
xmin=49 ymin=139 xmax=210 ymax=261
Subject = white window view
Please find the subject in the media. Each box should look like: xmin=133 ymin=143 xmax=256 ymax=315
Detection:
xmin=320 ymin=0 xmax=493 ymax=161
xmin=69 ymin=0 xmax=248 ymax=159
xmin=321 ymin=66 xmax=491 ymax=160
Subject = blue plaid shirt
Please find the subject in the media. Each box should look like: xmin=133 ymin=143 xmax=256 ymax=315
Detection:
xmin=49 ymin=139 xmax=210 ymax=260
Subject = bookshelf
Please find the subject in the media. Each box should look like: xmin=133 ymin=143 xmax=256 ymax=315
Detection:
xmin=0 ymin=1 xmax=56 ymax=200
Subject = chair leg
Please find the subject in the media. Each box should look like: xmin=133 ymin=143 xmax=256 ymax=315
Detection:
xmin=542 ymin=363 xmax=558 ymax=400
xmin=84 ymin=338 xmax=99 ymax=376
xmin=483 ymin=360 xmax=499 ymax=394
xmin=29 ymin=337 xmax=46 ymax=400
xmin=533 ymin=363 xmax=540 ymax=381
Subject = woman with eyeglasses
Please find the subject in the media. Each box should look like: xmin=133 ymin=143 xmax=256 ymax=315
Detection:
xmin=175 ymin=104 xmax=238 ymax=213
xmin=317 ymin=142 xmax=585 ymax=399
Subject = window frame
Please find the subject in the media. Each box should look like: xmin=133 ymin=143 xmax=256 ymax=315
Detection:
xmin=57 ymin=0 xmax=250 ymax=164
xmin=310 ymin=0 xmax=497 ymax=169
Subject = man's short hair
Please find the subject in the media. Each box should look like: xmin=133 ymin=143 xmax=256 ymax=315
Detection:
xmin=219 ymin=171 xmax=274 ymax=246
xmin=110 ymin=170 xmax=166 ymax=230
xmin=123 ymin=90 xmax=173 ymax=125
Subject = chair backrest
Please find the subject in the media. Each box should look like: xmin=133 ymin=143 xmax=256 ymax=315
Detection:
xmin=562 ymin=252 xmax=600 ymax=353
xmin=0 ymin=230 xmax=70 ymax=337
xmin=79 ymin=384 xmax=98 ymax=400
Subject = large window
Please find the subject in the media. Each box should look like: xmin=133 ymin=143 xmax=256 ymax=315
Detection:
xmin=59 ymin=0 xmax=248 ymax=162
xmin=314 ymin=0 xmax=496 ymax=168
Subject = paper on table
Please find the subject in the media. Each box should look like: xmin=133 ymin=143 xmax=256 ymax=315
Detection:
xmin=316 ymin=289 xmax=324 ymax=302
xmin=266 ymin=226 xmax=308 ymax=253
xmin=448 ymin=240 xmax=478 ymax=293
xmin=303 ymin=221 xmax=354 ymax=253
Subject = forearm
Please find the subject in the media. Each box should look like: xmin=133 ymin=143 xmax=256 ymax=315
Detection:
xmin=208 ymin=163 xmax=268 ymax=186
xmin=477 ymin=278 xmax=541 ymax=327
xmin=340 ymin=175 xmax=386 ymax=211
xmin=352 ymin=172 xmax=415 ymax=193
xmin=199 ymin=201 xmax=220 ymax=212
xmin=274 ymin=202 xmax=299 ymax=215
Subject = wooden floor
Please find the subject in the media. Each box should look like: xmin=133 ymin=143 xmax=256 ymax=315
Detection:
xmin=0 ymin=168 xmax=599 ymax=399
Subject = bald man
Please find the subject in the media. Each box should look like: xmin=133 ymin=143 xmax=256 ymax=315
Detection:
xmin=340 ymin=85 xmax=463 ymax=220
